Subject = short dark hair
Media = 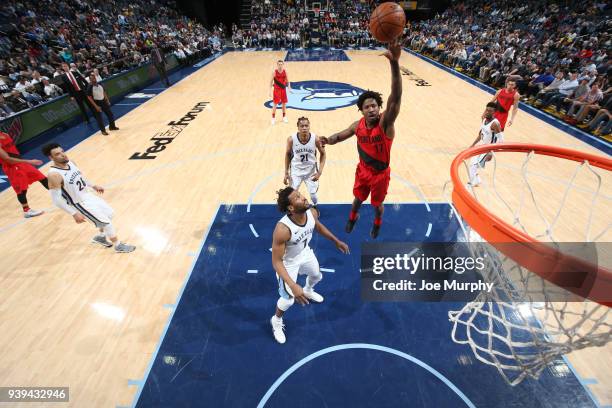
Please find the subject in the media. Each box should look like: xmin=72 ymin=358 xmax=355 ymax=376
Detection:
xmin=277 ymin=59 xmax=283 ymax=63
xmin=276 ymin=186 xmax=294 ymax=213
xmin=486 ymin=102 xmax=497 ymax=109
xmin=296 ymin=116 xmax=309 ymax=126
xmin=357 ymin=90 xmax=383 ymax=111
xmin=42 ymin=142 xmax=61 ymax=157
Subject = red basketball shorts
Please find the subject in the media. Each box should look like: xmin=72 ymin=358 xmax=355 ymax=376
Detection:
xmin=352 ymin=162 xmax=391 ymax=207
xmin=273 ymin=87 xmax=288 ymax=105
xmin=2 ymin=163 xmax=46 ymax=194
xmin=494 ymin=111 xmax=509 ymax=130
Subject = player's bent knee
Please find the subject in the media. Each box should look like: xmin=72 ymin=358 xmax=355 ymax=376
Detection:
xmin=277 ymin=297 xmax=294 ymax=311
xmin=102 ymin=223 xmax=116 ymax=239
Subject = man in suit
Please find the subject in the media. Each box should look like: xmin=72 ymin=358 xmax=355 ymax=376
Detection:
xmin=150 ymin=43 xmax=170 ymax=87
xmin=60 ymin=62 xmax=102 ymax=129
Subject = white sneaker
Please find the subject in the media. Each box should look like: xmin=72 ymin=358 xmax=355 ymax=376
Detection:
xmin=270 ymin=316 xmax=286 ymax=344
xmin=24 ymin=209 xmax=44 ymax=218
xmin=282 ymin=117 xmax=288 ymax=123
xmin=303 ymin=287 xmax=324 ymax=303
xmin=271 ymin=118 xmax=275 ymax=125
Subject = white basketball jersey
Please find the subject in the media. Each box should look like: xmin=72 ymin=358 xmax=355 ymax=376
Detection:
xmin=278 ymin=209 xmax=316 ymax=260
xmin=480 ymin=118 xmax=502 ymax=144
xmin=291 ymin=133 xmax=317 ymax=175
xmin=48 ymin=161 xmax=89 ymax=205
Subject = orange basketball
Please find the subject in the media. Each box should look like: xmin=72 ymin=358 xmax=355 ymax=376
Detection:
xmin=369 ymin=2 xmax=406 ymax=43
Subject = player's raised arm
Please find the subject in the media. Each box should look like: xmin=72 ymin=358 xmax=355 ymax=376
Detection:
xmin=284 ymin=136 xmax=293 ymax=185
xmin=320 ymin=120 xmax=359 ymax=145
xmin=380 ymin=38 xmax=403 ymax=136
xmin=271 ymin=223 xmax=309 ymax=305
xmin=312 ymin=212 xmax=350 ymax=254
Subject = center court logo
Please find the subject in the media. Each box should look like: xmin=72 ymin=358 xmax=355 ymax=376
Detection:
xmin=264 ymin=80 xmax=365 ymax=111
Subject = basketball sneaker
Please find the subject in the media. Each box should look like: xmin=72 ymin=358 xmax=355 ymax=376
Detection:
xmin=282 ymin=117 xmax=288 ymax=123
xmin=115 ymin=242 xmax=136 ymax=253
xmin=303 ymin=287 xmax=324 ymax=303
xmin=345 ymin=213 xmax=359 ymax=233
xmin=23 ymin=209 xmax=43 ymax=218
xmin=92 ymin=234 xmax=113 ymax=248
xmin=270 ymin=316 xmax=286 ymax=344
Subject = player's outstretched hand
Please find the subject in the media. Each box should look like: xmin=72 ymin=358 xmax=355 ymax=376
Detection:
xmin=319 ymin=136 xmax=329 ymax=145
xmin=380 ymin=37 xmax=402 ymax=62
xmin=73 ymin=213 xmax=86 ymax=224
xmin=29 ymin=159 xmax=43 ymax=166
xmin=291 ymin=284 xmax=310 ymax=306
xmin=336 ymin=240 xmax=350 ymax=254
xmin=92 ymin=185 xmax=105 ymax=194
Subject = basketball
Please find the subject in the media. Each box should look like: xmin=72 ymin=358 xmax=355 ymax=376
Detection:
xmin=369 ymin=2 xmax=406 ymax=43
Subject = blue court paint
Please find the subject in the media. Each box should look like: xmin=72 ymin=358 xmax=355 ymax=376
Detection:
xmin=404 ymin=48 xmax=611 ymax=155
xmin=256 ymin=343 xmax=476 ymax=408
xmin=134 ymin=204 xmax=595 ymax=408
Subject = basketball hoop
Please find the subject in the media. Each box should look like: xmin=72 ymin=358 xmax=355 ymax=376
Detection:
xmin=448 ymin=143 xmax=612 ymax=385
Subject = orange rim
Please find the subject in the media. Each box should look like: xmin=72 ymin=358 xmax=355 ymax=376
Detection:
xmin=450 ymin=143 xmax=612 ymax=307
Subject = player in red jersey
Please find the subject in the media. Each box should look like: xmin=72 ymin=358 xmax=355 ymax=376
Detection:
xmin=0 ymin=131 xmax=48 ymax=218
xmin=269 ymin=60 xmax=290 ymax=125
xmin=490 ymin=79 xmax=520 ymax=130
xmin=320 ymin=39 xmax=403 ymax=239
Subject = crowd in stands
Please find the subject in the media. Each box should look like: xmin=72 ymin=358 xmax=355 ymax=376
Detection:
xmin=0 ymin=0 xmax=225 ymax=119
xmin=405 ymin=0 xmax=611 ymax=137
xmin=232 ymin=0 xmax=377 ymax=49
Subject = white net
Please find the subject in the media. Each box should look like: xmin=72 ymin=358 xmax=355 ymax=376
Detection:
xmin=448 ymin=147 xmax=612 ymax=385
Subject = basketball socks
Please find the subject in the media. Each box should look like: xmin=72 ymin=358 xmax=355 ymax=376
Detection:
xmin=374 ymin=216 xmax=382 ymax=226
xmin=23 ymin=205 xmax=30 ymax=212
xmin=345 ymin=211 xmax=359 ymax=233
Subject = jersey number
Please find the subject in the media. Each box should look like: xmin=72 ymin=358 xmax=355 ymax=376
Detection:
xmin=300 ymin=154 xmax=307 ymax=162
xmin=75 ymin=178 xmax=86 ymax=191
xmin=303 ymin=240 xmax=307 ymax=248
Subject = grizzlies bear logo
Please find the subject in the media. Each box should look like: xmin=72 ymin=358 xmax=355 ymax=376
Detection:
xmin=265 ymin=80 xmax=365 ymax=111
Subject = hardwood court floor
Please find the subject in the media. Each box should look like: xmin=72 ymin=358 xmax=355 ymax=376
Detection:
xmin=0 ymin=50 xmax=609 ymax=406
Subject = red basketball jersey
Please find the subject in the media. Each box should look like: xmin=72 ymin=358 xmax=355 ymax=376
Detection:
xmin=0 ymin=132 xmax=20 ymax=165
xmin=355 ymin=117 xmax=393 ymax=171
xmin=273 ymin=69 xmax=287 ymax=90
xmin=496 ymin=88 xmax=516 ymax=113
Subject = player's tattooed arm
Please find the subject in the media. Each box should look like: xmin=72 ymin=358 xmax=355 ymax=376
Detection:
xmin=271 ymin=223 xmax=309 ymax=305
xmin=320 ymin=121 xmax=358 ymax=145
xmin=284 ymin=136 xmax=292 ymax=185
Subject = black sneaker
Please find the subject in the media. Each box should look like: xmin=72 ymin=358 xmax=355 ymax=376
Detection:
xmin=370 ymin=223 xmax=381 ymax=239
xmin=345 ymin=214 xmax=359 ymax=233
